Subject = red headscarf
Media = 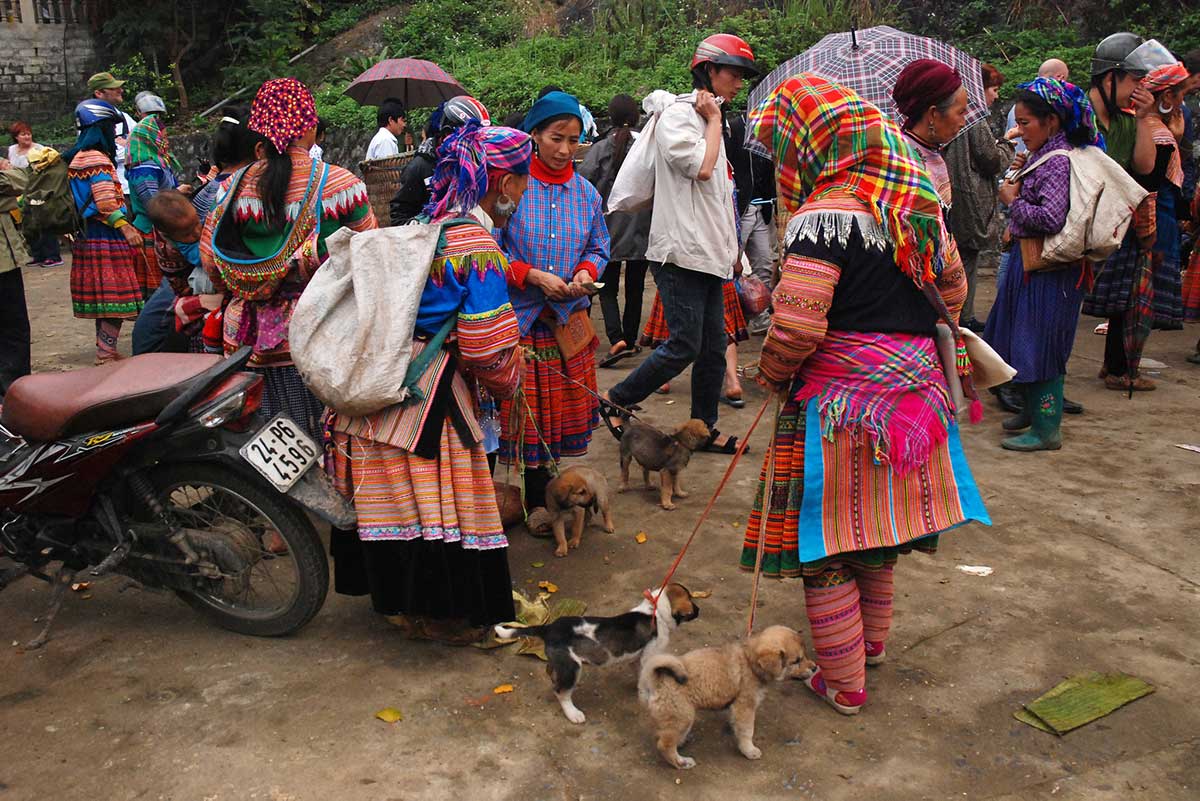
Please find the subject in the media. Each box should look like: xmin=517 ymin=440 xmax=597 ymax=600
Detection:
xmin=892 ymin=59 xmax=963 ymax=127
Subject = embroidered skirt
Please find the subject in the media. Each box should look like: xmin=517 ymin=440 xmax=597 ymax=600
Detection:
xmin=1182 ymin=252 xmax=1200 ymax=323
xmin=328 ymin=424 xmax=514 ymax=626
xmin=1083 ymin=233 xmax=1146 ymax=319
xmin=739 ymin=393 xmax=989 ymax=578
xmin=498 ymin=319 xmax=598 ymax=469
xmin=640 ymin=280 xmax=749 ymax=347
xmin=70 ymin=220 xmax=144 ymax=319
xmin=983 ymin=248 xmax=1086 ymax=383
xmin=1150 ymin=191 xmax=1183 ymax=330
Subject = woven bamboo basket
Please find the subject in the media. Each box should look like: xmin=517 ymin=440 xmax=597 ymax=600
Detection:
xmin=360 ymin=152 xmax=414 ymax=224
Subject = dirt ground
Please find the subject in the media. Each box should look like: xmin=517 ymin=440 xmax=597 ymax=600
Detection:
xmin=2 ymin=258 xmax=1198 ymax=801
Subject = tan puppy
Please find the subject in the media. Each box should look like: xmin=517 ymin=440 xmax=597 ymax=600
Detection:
xmin=638 ymin=625 xmax=815 ymax=770
xmin=544 ymin=466 xmax=615 ymax=557
xmin=618 ymin=418 xmax=710 ymax=510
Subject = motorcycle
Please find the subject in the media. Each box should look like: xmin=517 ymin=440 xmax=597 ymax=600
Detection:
xmin=0 ymin=346 xmax=355 ymax=648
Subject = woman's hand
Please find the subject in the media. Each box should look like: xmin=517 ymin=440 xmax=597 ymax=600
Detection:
xmin=120 ymin=224 xmax=144 ymax=249
xmin=1131 ymin=86 xmax=1155 ymax=119
xmin=568 ymin=270 xmax=593 ymax=298
xmin=529 ymin=269 xmax=574 ymax=301
xmin=997 ymin=179 xmax=1020 ymax=206
xmin=1003 ymin=126 xmax=1020 ymax=142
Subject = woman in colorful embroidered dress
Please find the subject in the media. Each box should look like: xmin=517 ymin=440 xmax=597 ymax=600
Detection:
xmin=66 ymin=99 xmax=146 ymax=364
xmin=1133 ymin=47 xmax=1191 ymax=332
xmin=495 ymin=91 xmax=609 ymax=515
xmin=327 ymin=123 xmax=531 ymax=643
xmin=741 ymin=74 xmax=990 ymax=716
xmin=986 ymin=79 xmax=1102 ymax=452
xmin=200 ymin=78 xmax=376 ymax=441
xmin=127 ymin=92 xmax=183 ymax=297
xmin=891 ymin=59 xmax=969 ymax=284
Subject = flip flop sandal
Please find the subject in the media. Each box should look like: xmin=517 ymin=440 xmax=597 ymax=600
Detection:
xmin=803 ymin=670 xmax=866 ymax=715
xmin=597 ymin=398 xmax=629 ymax=440
xmin=698 ymin=429 xmax=745 ymax=455
xmin=598 ymin=345 xmax=641 ymax=368
xmin=720 ymin=394 xmax=746 ymax=408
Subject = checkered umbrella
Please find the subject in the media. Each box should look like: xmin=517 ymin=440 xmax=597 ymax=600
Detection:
xmin=345 ymin=59 xmax=466 ymax=108
xmin=747 ymin=26 xmax=989 ymax=135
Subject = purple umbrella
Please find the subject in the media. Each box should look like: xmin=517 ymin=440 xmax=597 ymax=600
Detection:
xmin=747 ymin=26 xmax=990 ymax=137
xmin=344 ymin=59 xmax=466 ymax=109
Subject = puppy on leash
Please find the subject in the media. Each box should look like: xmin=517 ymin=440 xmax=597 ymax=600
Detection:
xmin=618 ymin=418 xmax=710 ymax=510
xmin=639 ymin=625 xmax=815 ymax=769
xmin=494 ymin=583 xmax=700 ymax=724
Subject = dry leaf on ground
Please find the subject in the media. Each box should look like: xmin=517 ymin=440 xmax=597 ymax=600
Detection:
xmin=635 ymin=532 xmax=648 ymax=544
xmin=374 ymin=707 xmax=403 ymax=723
xmin=493 ymin=684 xmax=515 ymax=694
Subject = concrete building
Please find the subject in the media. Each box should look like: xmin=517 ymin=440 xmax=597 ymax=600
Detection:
xmin=1 ymin=0 xmax=104 ymax=124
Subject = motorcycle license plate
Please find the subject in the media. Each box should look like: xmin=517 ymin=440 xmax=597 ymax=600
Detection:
xmin=239 ymin=414 xmax=319 ymax=492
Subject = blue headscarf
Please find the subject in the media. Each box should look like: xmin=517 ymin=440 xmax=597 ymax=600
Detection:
xmin=1016 ymin=77 xmax=1104 ymax=149
xmin=522 ymin=91 xmax=584 ymax=134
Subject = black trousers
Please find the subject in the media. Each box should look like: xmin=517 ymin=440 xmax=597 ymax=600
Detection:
xmin=598 ymin=259 xmax=648 ymax=347
xmin=0 ymin=269 xmax=31 ymax=399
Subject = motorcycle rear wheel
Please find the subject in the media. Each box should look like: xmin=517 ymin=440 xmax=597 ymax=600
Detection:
xmin=150 ymin=462 xmax=329 ymax=637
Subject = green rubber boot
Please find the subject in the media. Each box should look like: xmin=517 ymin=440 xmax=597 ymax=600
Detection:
xmin=1001 ymin=383 xmax=1032 ymax=432
xmin=1001 ymin=376 xmax=1063 ymax=451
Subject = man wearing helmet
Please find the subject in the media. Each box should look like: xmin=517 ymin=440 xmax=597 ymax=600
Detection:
xmin=1083 ymin=33 xmax=1170 ymax=392
xmin=602 ymin=33 xmax=758 ymax=454
xmin=389 ymin=95 xmax=490 ymax=226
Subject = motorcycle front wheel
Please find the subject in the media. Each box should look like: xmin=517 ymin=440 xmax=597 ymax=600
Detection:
xmin=151 ymin=462 xmax=329 ymax=637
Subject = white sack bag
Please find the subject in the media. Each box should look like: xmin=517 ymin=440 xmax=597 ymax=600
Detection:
xmin=608 ymin=90 xmax=678 ymax=213
xmin=289 ymin=223 xmax=443 ymax=417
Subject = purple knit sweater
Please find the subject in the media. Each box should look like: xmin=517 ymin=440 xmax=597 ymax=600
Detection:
xmin=1009 ymin=132 xmax=1071 ymax=238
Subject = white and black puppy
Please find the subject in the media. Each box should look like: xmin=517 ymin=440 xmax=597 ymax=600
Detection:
xmin=494 ymin=583 xmax=700 ymax=724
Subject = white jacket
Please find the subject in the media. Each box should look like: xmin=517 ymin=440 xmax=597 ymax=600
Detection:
xmin=644 ymin=91 xmax=737 ymax=279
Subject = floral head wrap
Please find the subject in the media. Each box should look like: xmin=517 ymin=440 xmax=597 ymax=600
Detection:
xmin=424 ymin=122 xmax=533 ymax=221
xmin=248 ymin=78 xmax=318 ymax=155
xmin=747 ymin=73 xmax=945 ymax=285
xmin=1142 ymin=62 xmax=1189 ymax=94
xmin=1016 ymin=77 xmax=1102 ymax=147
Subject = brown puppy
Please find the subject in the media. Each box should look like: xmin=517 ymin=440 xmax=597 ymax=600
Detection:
xmin=638 ymin=625 xmax=815 ymax=770
xmin=618 ymin=418 xmax=710 ymax=510
xmin=545 ymin=466 xmax=615 ymax=557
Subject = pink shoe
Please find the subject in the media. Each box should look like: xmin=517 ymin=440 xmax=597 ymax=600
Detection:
xmin=865 ymin=640 xmax=886 ymax=666
xmin=803 ymin=669 xmax=865 ymax=715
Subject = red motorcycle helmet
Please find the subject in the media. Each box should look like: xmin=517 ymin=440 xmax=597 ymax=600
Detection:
xmin=691 ymin=33 xmax=760 ymax=76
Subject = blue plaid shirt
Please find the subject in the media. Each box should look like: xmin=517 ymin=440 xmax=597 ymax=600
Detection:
xmin=496 ymin=168 xmax=609 ymax=335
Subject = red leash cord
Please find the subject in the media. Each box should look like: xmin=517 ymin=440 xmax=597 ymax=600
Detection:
xmin=647 ymin=393 xmax=777 ymax=628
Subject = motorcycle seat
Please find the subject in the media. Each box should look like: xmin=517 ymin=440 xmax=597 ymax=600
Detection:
xmin=0 ymin=353 xmax=224 ymax=442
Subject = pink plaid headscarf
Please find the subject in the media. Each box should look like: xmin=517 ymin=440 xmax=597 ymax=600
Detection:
xmin=248 ymin=78 xmax=318 ymax=154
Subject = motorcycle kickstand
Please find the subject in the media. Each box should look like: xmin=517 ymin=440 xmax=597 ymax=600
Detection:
xmin=23 ymin=563 xmax=78 ymax=650
xmin=91 ymin=495 xmax=133 ymax=578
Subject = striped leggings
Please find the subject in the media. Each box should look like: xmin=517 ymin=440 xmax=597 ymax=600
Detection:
xmin=803 ymin=564 xmax=895 ymax=693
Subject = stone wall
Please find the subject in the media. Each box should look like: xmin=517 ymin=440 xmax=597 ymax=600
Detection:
xmin=0 ymin=0 xmax=104 ymax=125
xmin=163 ymin=125 xmax=375 ymax=176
